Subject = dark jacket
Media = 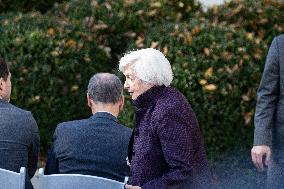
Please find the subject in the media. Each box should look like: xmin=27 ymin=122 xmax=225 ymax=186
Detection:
xmin=254 ymin=35 xmax=284 ymax=159
xmin=45 ymin=112 xmax=132 ymax=182
xmin=0 ymin=99 xmax=40 ymax=189
xmin=128 ymin=86 xmax=210 ymax=189
xmin=254 ymin=35 xmax=284 ymax=188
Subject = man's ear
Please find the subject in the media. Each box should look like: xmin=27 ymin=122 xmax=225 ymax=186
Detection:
xmin=87 ymin=93 xmax=93 ymax=108
xmin=118 ymin=96 xmax=125 ymax=111
xmin=0 ymin=77 xmax=3 ymax=91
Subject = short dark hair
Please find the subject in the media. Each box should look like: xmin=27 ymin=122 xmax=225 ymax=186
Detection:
xmin=0 ymin=58 xmax=9 ymax=80
xmin=87 ymin=73 xmax=123 ymax=104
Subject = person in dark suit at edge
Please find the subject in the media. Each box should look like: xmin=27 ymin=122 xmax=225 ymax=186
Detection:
xmin=0 ymin=57 xmax=40 ymax=189
xmin=252 ymin=34 xmax=284 ymax=188
xmin=45 ymin=73 xmax=132 ymax=182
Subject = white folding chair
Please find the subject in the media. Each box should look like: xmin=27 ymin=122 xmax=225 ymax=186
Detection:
xmin=38 ymin=168 xmax=124 ymax=189
xmin=124 ymin=176 xmax=128 ymax=184
xmin=0 ymin=167 xmax=26 ymax=189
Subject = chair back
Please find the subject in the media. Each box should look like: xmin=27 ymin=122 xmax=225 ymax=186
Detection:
xmin=38 ymin=168 xmax=124 ymax=189
xmin=0 ymin=167 xmax=26 ymax=189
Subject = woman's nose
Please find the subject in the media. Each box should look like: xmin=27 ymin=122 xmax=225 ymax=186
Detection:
xmin=124 ymin=82 xmax=129 ymax=89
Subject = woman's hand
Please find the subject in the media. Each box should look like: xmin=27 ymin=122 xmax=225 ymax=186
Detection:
xmin=125 ymin=184 xmax=141 ymax=189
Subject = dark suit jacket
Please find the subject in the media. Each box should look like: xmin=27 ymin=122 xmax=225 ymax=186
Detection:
xmin=254 ymin=34 xmax=284 ymax=160
xmin=0 ymin=99 xmax=40 ymax=189
xmin=45 ymin=112 xmax=132 ymax=182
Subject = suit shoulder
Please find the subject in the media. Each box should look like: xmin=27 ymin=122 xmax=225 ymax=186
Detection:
xmin=2 ymin=104 xmax=38 ymax=132
xmin=273 ymin=34 xmax=284 ymax=47
xmin=115 ymin=124 xmax=132 ymax=142
xmin=8 ymin=104 xmax=34 ymax=119
xmin=118 ymin=124 xmax=132 ymax=135
xmin=57 ymin=118 xmax=89 ymax=126
xmin=275 ymin=34 xmax=284 ymax=41
xmin=56 ymin=118 xmax=89 ymax=131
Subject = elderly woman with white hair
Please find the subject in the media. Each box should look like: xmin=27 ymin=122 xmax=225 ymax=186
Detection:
xmin=119 ymin=48 xmax=210 ymax=189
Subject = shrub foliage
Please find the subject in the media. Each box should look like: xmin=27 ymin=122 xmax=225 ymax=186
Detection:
xmin=0 ymin=0 xmax=283 ymax=156
xmin=0 ymin=0 xmax=65 ymax=13
xmin=0 ymin=12 xmax=110 ymax=151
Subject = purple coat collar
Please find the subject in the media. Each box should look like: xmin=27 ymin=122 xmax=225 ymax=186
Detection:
xmin=133 ymin=85 xmax=166 ymax=109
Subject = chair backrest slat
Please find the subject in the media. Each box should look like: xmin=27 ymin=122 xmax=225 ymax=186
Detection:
xmin=0 ymin=167 xmax=26 ymax=189
xmin=38 ymin=168 xmax=124 ymax=189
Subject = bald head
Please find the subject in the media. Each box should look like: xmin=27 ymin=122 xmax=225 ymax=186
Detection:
xmin=87 ymin=73 xmax=123 ymax=104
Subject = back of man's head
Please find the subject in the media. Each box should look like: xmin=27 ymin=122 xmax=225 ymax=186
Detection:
xmin=0 ymin=58 xmax=9 ymax=80
xmin=87 ymin=73 xmax=123 ymax=104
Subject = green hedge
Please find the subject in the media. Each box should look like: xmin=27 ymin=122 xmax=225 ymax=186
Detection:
xmin=204 ymin=0 xmax=284 ymax=41
xmin=48 ymin=0 xmax=202 ymax=59
xmin=0 ymin=0 xmax=283 ymax=158
xmin=0 ymin=12 xmax=110 ymax=152
xmin=0 ymin=0 xmax=65 ymax=13
xmin=121 ymin=21 xmax=268 ymax=155
xmin=117 ymin=0 xmax=284 ymax=155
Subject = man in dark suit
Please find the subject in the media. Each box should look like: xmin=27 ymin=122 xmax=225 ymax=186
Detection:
xmin=252 ymin=34 xmax=284 ymax=188
xmin=45 ymin=73 xmax=132 ymax=182
xmin=0 ymin=58 xmax=40 ymax=189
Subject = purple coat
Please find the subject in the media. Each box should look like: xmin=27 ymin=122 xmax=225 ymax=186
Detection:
xmin=128 ymin=86 xmax=210 ymax=189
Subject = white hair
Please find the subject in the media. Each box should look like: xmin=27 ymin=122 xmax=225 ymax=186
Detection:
xmin=119 ymin=48 xmax=173 ymax=86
